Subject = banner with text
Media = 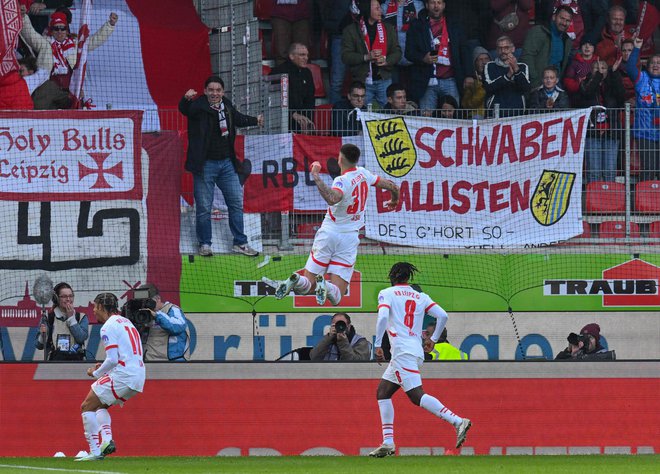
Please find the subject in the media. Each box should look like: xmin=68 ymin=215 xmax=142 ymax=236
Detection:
xmin=361 ymin=110 xmax=590 ymax=247
xmin=0 ymin=113 xmax=182 ymax=327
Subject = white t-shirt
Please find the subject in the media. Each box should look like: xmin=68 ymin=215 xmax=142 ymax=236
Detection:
xmin=377 ymin=284 xmax=441 ymax=360
xmin=99 ymin=315 xmax=146 ymax=391
xmin=321 ymin=166 xmax=380 ymax=233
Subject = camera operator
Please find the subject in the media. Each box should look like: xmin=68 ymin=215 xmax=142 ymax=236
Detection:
xmin=34 ymin=282 xmax=89 ymax=360
xmin=310 ymin=312 xmax=371 ymax=361
xmin=138 ymin=284 xmax=190 ymax=361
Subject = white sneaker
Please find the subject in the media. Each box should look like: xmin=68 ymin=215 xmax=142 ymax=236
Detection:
xmin=74 ymin=453 xmax=104 ymax=461
xmin=233 ymin=244 xmax=259 ymax=257
xmin=199 ymin=244 xmax=213 ymax=256
xmin=455 ymin=418 xmax=472 ymax=449
xmin=315 ymin=274 xmax=327 ymax=305
xmin=368 ymin=443 xmax=395 ymax=457
xmin=274 ymin=273 xmax=300 ymax=299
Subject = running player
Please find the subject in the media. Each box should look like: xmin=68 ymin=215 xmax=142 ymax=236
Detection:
xmin=75 ymin=293 xmax=146 ymax=461
xmin=264 ymin=143 xmax=399 ymax=305
xmin=369 ymin=262 xmax=471 ymax=457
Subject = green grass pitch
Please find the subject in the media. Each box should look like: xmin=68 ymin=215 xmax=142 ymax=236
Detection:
xmin=0 ymin=455 xmax=658 ymax=473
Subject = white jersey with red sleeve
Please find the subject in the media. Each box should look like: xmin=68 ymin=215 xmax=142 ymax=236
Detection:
xmin=99 ymin=315 xmax=146 ymax=391
xmin=321 ymin=166 xmax=380 ymax=233
xmin=377 ymin=284 xmax=444 ymax=360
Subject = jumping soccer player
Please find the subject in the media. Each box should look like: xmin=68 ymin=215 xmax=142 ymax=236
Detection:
xmin=75 ymin=293 xmax=145 ymax=461
xmin=369 ymin=262 xmax=471 ymax=457
xmin=264 ymin=143 xmax=399 ymax=306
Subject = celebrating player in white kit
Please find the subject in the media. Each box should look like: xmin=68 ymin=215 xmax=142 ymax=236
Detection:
xmin=369 ymin=262 xmax=471 ymax=457
xmin=264 ymin=143 xmax=399 ymax=306
xmin=75 ymin=293 xmax=146 ymax=461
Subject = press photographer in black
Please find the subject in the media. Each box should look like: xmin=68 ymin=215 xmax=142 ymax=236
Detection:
xmin=555 ymin=323 xmax=615 ymax=361
xmin=35 ymin=282 xmax=89 ymax=360
xmin=124 ymin=284 xmax=190 ymax=361
xmin=310 ymin=312 xmax=371 ymax=361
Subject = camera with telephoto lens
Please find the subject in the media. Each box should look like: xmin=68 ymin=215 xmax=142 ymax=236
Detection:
xmin=567 ymin=332 xmax=586 ymax=347
xmin=334 ymin=320 xmax=347 ymax=334
xmin=121 ymin=288 xmax=156 ymax=333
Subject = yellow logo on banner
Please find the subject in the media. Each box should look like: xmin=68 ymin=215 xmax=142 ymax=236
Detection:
xmin=365 ymin=117 xmax=416 ymax=177
xmin=531 ymin=170 xmax=576 ymax=226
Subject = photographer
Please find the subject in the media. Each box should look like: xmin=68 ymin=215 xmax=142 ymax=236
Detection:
xmin=138 ymin=284 xmax=190 ymax=362
xmin=555 ymin=323 xmax=615 ymax=361
xmin=34 ymin=282 xmax=89 ymax=360
xmin=579 ymin=323 xmax=615 ymax=360
xmin=310 ymin=312 xmax=371 ymax=361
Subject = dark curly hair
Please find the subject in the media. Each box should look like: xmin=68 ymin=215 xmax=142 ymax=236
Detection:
xmin=388 ymin=262 xmax=419 ymax=285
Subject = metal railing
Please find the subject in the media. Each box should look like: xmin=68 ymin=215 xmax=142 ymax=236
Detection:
xmin=158 ymin=102 xmax=660 ymax=249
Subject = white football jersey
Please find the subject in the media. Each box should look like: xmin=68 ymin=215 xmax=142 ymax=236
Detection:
xmin=99 ymin=315 xmax=146 ymax=391
xmin=377 ymin=284 xmax=439 ymax=360
xmin=321 ymin=166 xmax=380 ymax=233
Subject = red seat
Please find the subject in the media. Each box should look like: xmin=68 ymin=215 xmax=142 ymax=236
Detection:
xmin=599 ymin=221 xmax=640 ymax=238
xmin=650 ymin=221 xmax=660 ymax=238
xmin=313 ymin=104 xmax=333 ymax=136
xmin=296 ymin=222 xmax=322 ymax=238
xmin=577 ymin=221 xmax=592 ymax=238
xmin=262 ymin=64 xmax=271 ymax=76
xmin=585 ymin=181 xmax=625 ymax=213
xmin=254 ymin=0 xmax=273 ymax=20
xmin=635 ymin=180 xmax=660 ymax=212
xmin=305 ymin=63 xmax=326 ymax=98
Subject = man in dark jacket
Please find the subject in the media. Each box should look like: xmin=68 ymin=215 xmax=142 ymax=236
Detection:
xmin=483 ymin=35 xmax=530 ymax=115
xmin=520 ymin=5 xmax=573 ymax=89
xmin=404 ymin=0 xmax=467 ymax=112
xmin=331 ymin=80 xmax=367 ymax=136
xmin=272 ymin=42 xmax=316 ymax=133
xmin=179 ymin=76 xmax=263 ymax=257
xmin=574 ymin=60 xmax=625 ymax=183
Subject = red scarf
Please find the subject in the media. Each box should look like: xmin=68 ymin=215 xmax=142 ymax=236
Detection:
xmin=384 ymin=0 xmax=417 ymax=32
xmin=49 ymin=36 xmax=76 ymax=76
xmin=360 ymin=18 xmax=387 ymax=84
xmin=430 ymin=17 xmax=451 ymax=77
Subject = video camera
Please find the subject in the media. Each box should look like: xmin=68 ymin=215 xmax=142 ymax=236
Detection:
xmin=121 ymin=288 xmax=156 ymax=334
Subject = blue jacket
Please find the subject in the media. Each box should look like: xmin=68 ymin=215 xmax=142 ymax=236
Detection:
xmin=483 ymin=60 xmax=531 ymax=111
xmin=146 ymin=303 xmax=189 ymax=361
xmin=625 ymin=47 xmax=660 ymax=142
xmin=404 ymin=11 xmax=468 ymax=104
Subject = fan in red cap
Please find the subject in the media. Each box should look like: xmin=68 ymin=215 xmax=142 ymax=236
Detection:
xmin=19 ymin=5 xmax=119 ymax=93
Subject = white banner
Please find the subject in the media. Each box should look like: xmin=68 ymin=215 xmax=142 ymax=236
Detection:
xmin=361 ymin=110 xmax=590 ymax=247
xmin=0 ymin=111 xmax=141 ymax=199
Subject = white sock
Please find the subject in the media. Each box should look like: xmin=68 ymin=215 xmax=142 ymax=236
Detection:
xmin=96 ymin=408 xmax=113 ymax=444
xmin=326 ymin=281 xmax=342 ymax=305
xmin=377 ymin=399 xmax=395 ymax=446
xmin=420 ymin=394 xmax=462 ymax=427
xmin=294 ymin=275 xmax=312 ymax=295
xmin=82 ymin=411 xmax=101 ymax=455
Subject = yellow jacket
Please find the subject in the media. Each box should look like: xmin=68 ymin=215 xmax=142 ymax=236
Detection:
xmin=429 ymin=342 xmax=468 ymax=361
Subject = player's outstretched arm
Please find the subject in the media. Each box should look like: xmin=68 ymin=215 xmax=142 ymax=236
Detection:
xmin=310 ymin=161 xmax=342 ymax=205
xmin=375 ymin=179 xmax=400 ymax=210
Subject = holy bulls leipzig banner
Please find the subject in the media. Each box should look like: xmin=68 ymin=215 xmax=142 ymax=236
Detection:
xmin=236 ymin=109 xmax=590 ymax=247
xmin=0 ymin=111 xmax=182 ymax=327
